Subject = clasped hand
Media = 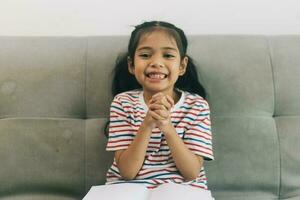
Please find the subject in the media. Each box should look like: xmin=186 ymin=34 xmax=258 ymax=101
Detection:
xmin=145 ymin=92 xmax=174 ymax=131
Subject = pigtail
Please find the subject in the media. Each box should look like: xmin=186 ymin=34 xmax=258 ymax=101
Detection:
xmin=111 ymin=53 xmax=141 ymax=96
xmin=175 ymin=56 xmax=206 ymax=99
xmin=104 ymin=53 xmax=141 ymax=138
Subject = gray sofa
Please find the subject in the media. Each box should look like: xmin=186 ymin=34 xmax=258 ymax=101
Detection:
xmin=0 ymin=35 xmax=299 ymax=200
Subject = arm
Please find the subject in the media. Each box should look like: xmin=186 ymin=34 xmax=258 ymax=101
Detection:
xmin=149 ymin=93 xmax=204 ymax=181
xmin=161 ymin=124 xmax=203 ymax=181
xmin=114 ymin=113 xmax=157 ymax=180
xmin=150 ymin=108 xmax=203 ymax=181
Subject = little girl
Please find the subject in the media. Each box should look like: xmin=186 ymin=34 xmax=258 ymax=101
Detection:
xmin=105 ymin=21 xmax=214 ymax=200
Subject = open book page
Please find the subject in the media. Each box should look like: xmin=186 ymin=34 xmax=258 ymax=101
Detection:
xmin=149 ymin=183 xmax=214 ymax=200
xmin=83 ymin=182 xmax=214 ymax=200
xmin=83 ymin=183 xmax=149 ymax=200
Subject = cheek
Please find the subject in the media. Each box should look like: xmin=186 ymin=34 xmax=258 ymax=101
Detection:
xmin=135 ymin=67 xmax=145 ymax=76
xmin=132 ymin=60 xmax=144 ymax=70
xmin=169 ymin=65 xmax=181 ymax=75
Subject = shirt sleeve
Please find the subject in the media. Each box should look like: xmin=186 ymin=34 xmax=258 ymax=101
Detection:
xmin=183 ymin=99 xmax=214 ymax=161
xmin=106 ymin=95 xmax=135 ymax=151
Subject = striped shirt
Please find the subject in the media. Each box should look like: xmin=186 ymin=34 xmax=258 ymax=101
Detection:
xmin=105 ymin=90 xmax=214 ymax=189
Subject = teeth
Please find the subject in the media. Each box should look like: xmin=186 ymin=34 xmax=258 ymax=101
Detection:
xmin=148 ymin=73 xmax=166 ymax=79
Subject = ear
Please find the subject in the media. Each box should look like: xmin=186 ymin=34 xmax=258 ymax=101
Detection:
xmin=179 ymin=56 xmax=188 ymax=76
xmin=127 ymin=57 xmax=135 ymax=75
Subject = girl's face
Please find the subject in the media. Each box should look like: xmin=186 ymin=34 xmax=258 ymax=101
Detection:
xmin=128 ymin=30 xmax=188 ymax=97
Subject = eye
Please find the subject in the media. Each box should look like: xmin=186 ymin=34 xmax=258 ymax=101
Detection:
xmin=138 ymin=53 xmax=151 ymax=59
xmin=164 ymin=53 xmax=175 ymax=59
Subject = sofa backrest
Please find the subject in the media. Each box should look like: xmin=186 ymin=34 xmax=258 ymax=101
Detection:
xmin=0 ymin=36 xmax=299 ymax=200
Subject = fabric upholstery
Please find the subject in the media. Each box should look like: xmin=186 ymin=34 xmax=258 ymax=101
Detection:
xmin=0 ymin=36 xmax=299 ymax=200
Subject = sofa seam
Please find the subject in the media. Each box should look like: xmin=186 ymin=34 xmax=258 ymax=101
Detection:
xmin=84 ymin=36 xmax=88 ymax=119
xmin=0 ymin=114 xmax=299 ymax=120
xmin=0 ymin=115 xmax=86 ymax=120
xmin=266 ymin=36 xmax=281 ymax=199
xmin=0 ymin=115 xmax=108 ymax=120
xmin=83 ymin=37 xmax=88 ymax=195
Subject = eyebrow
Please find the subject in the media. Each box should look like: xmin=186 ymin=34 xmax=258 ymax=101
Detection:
xmin=136 ymin=46 xmax=178 ymax=51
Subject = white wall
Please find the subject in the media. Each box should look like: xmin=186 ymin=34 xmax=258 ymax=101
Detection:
xmin=1 ymin=0 xmax=299 ymax=36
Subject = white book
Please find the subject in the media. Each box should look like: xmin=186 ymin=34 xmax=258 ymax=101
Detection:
xmin=83 ymin=183 xmax=214 ymax=200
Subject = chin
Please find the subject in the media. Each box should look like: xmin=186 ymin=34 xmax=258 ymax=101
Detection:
xmin=144 ymin=87 xmax=172 ymax=94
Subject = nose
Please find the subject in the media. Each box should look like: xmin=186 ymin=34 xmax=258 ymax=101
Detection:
xmin=149 ymin=55 xmax=164 ymax=68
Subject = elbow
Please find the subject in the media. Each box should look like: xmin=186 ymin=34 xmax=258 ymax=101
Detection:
xmin=121 ymin=172 xmax=137 ymax=181
xmin=118 ymin=168 xmax=138 ymax=180
xmin=183 ymin=169 xmax=200 ymax=182
xmin=116 ymin=161 xmax=140 ymax=180
xmin=184 ymin=157 xmax=203 ymax=181
xmin=184 ymin=173 xmax=199 ymax=182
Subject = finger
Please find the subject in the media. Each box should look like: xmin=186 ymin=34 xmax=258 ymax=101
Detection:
xmin=165 ymin=95 xmax=175 ymax=107
xmin=149 ymin=110 xmax=165 ymax=121
xmin=154 ymin=92 xmax=164 ymax=98
xmin=151 ymin=95 xmax=166 ymax=104
xmin=153 ymin=96 xmax=172 ymax=110
xmin=151 ymin=93 xmax=164 ymax=102
xmin=161 ymin=97 xmax=172 ymax=110
xmin=153 ymin=109 xmax=169 ymax=119
xmin=149 ymin=103 xmax=166 ymax=111
xmin=150 ymin=100 xmax=169 ymax=111
xmin=151 ymin=92 xmax=163 ymax=100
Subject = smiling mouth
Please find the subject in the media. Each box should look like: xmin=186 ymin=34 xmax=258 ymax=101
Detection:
xmin=146 ymin=72 xmax=168 ymax=80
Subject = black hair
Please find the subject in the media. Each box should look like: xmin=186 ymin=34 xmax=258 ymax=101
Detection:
xmin=112 ymin=21 xmax=206 ymax=97
xmin=104 ymin=21 xmax=206 ymax=137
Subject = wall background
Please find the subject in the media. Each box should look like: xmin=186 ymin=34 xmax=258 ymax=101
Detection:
xmin=1 ymin=0 xmax=299 ymax=36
